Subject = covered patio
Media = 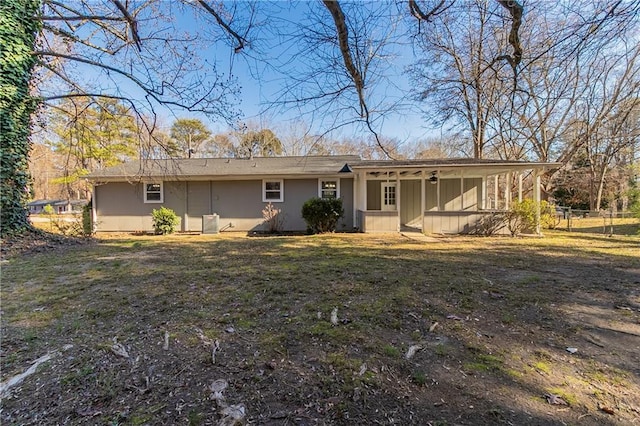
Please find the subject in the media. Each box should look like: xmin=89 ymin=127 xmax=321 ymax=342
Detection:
xmin=348 ymin=159 xmax=560 ymax=235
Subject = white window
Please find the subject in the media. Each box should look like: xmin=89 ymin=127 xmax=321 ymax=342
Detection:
xmin=319 ymin=179 xmax=340 ymax=199
xmin=263 ymin=179 xmax=284 ymax=202
xmin=144 ymin=182 xmax=164 ymax=203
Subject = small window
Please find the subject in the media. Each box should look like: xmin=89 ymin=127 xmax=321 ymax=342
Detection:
xmin=319 ymin=179 xmax=340 ymax=199
xmin=144 ymin=182 xmax=164 ymax=203
xmin=263 ymin=179 xmax=283 ymax=202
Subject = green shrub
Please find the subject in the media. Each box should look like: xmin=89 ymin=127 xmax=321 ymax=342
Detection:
xmin=43 ymin=204 xmax=55 ymax=216
xmin=505 ymin=199 xmax=557 ymax=236
xmin=151 ymin=207 xmax=180 ymax=235
xmin=301 ymin=197 xmax=344 ymax=234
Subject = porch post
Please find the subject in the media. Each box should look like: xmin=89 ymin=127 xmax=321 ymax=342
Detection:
xmin=421 ymin=171 xmax=426 ymax=230
xmin=358 ymin=171 xmax=367 ymax=229
xmin=534 ymin=171 xmax=541 ymax=235
xmin=518 ymin=173 xmax=523 ymax=202
xmin=481 ymin=175 xmax=486 ymax=209
xmin=91 ymin=184 xmax=97 ymax=233
xmin=396 ymin=170 xmax=400 ymax=231
xmin=494 ymin=175 xmax=499 ymax=209
xmin=505 ymin=172 xmax=512 ymax=209
xmin=460 ymin=169 xmax=464 ymax=210
xmin=436 ymin=170 xmax=441 ymax=211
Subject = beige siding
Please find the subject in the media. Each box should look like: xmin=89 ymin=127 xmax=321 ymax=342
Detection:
xmin=425 ymin=182 xmax=438 ymax=211
xmin=440 ymin=178 xmax=461 ymax=210
xmin=463 ymin=178 xmax=482 ymax=211
xmin=95 ymin=182 xmax=186 ymax=232
xmin=358 ymin=210 xmax=398 ymax=232
xmin=423 ymin=211 xmax=509 ymax=235
xmin=338 ymin=178 xmax=354 ymax=231
xmin=366 ymin=180 xmax=381 ymax=210
xmin=400 ymin=180 xmax=421 ymax=226
xmin=95 ymin=177 xmax=354 ymax=233
xmin=187 ymin=181 xmax=211 ymax=232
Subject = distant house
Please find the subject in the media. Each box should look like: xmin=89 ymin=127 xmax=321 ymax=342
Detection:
xmin=85 ymin=156 xmax=559 ymax=234
xmin=27 ymin=199 xmax=88 ymax=215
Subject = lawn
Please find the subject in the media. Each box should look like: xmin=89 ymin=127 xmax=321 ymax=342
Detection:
xmin=1 ymin=222 xmax=639 ymax=425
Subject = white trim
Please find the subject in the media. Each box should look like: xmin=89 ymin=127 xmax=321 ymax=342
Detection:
xmin=144 ymin=181 xmax=164 ymax=203
xmin=262 ymin=179 xmax=284 ymax=202
xmin=318 ymin=178 xmax=340 ymax=199
xmin=381 ymin=182 xmax=397 ymax=211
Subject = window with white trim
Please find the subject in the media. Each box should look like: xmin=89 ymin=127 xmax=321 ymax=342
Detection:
xmin=263 ymin=179 xmax=284 ymax=202
xmin=144 ymin=182 xmax=164 ymax=203
xmin=319 ymin=179 xmax=339 ymax=199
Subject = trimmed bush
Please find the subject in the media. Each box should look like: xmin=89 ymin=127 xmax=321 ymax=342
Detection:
xmin=151 ymin=207 xmax=180 ymax=235
xmin=301 ymin=197 xmax=344 ymax=234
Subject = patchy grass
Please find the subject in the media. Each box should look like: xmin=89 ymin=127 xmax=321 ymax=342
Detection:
xmin=1 ymin=230 xmax=639 ymax=425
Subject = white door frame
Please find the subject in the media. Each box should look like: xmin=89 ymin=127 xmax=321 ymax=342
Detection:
xmin=381 ymin=182 xmax=397 ymax=211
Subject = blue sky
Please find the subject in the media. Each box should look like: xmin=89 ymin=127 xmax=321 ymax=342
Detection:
xmin=167 ymin=1 xmax=435 ymax=143
xmin=39 ymin=1 xmax=438 ymax=146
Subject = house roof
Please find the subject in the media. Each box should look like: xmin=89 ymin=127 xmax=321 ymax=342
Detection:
xmin=86 ymin=156 xmax=361 ymax=181
xmin=86 ymin=155 xmax=561 ymax=182
xmin=350 ymin=158 xmax=562 ymax=178
xmin=28 ymin=199 xmax=89 ymax=207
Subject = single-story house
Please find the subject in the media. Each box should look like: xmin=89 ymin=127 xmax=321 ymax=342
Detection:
xmin=85 ymin=155 xmax=559 ymax=234
xmin=27 ymin=199 xmax=88 ymax=215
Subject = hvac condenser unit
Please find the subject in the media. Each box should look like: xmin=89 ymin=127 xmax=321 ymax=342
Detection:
xmin=202 ymin=214 xmax=220 ymax=234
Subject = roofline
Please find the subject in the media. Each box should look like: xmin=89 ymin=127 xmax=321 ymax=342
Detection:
xmin=87 ymin=172 xmax=350 ymax=182
xmin=349 ymin=161 xmax=562 ymax=170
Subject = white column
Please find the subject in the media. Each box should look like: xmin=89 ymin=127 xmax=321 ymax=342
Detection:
xmin=505 ymin=172 xmax=512 ymax=209
xmin=421 ymin=171 xmax=426 ymax=230
xmin=494 ymin=175 xmax=499 ymax=209
xmin=396 ymin=171 xmax=400 ymax=231
xmin=91 ymin=184 xmax=97 ymax=233
xmin=436 ymin=170 xmax=441 ymax=211
xmin=460 ymin=170 xmax=465 ymax=210
xmin=518 ymin=173 xmax=523 ymax=202
xmin=534 ymin=172 xmax=541 ymax=235
xmin=481 ymin=175 xmax=486 ymax=209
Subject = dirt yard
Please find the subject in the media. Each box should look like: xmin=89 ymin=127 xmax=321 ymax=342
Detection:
xmin=1 ymin=222 xmax=639 ymax=425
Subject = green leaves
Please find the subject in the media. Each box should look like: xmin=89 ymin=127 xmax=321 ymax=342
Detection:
xmin=0 ymin=0 xmax=42 ymax=236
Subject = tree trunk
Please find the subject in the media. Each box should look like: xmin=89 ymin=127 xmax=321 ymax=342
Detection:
xmin=0 ymin=0 xmax=42 ymax=236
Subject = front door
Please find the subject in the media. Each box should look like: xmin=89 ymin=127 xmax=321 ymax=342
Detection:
xmin=381 ymin=182 xmax=397 ymax=211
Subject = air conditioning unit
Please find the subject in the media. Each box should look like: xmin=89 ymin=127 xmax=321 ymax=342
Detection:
xmin=202 ymin=214 xmax=220 ymax=234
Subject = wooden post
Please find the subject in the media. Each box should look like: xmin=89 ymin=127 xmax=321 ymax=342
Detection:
xmin=421 ymin=171 xmax=426 ymax=231
xmin=534 ymin=172 xmax=541 ymax=235
xmin=494 ymin=175 xmax=499 ymax=209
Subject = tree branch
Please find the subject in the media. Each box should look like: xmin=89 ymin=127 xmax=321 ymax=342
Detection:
xmin=111 ymin=0 xmax=142 ymax=51
xmin=322 ymin=0 xmax=366 ymax=118
xmin=197 ymin=0 xmax=247 ymax=53
xmin=496 ymin=0 xmax=523 ymax=68
xmin=409 ymin=0 xmax=449 ymax=22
